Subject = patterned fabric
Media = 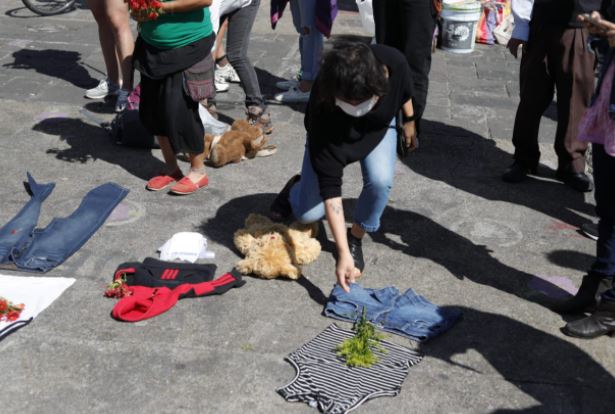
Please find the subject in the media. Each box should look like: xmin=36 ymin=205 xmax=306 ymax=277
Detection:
xmin=579 ymin=59 xmax=615 ymax=157
xmin=277 ymin=324 xmax=423 ymax=413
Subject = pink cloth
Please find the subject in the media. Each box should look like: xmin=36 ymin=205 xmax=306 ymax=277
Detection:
xmin=578 ymin=60 xmax=615 ymax=157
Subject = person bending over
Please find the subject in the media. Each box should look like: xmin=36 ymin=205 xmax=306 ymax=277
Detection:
xmin=270 ymin=42 xmax=417 ymax=292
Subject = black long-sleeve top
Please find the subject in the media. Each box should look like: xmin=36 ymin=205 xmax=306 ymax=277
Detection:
xmin=305 ymin=44 xmax=413 ymax=200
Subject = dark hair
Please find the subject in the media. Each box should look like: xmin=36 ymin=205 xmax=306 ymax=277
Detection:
xmin=317 ymin=41 xmax=389 ymax=108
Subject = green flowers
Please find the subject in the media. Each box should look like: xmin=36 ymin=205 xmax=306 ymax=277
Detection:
xmin=336 ymin=307 xmax=386 ymax=368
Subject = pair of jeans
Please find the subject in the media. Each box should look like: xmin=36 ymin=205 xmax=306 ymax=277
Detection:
xmin=324 ymin=283 xmax=463 ymax=341
xmin=289 ymin=0 xmax=323 ymax=81
xmin=289 ymin=119 xmax=397 ymax=232
xmin=223 ymin=0 xmax=266 ymax=110
xmin=591 ymin=144 xmax=615 ymax=302
xmin=373 ymin=0 xmax=437 ymax=129
xmin=0 ymin=173 xmax=128 ymax=272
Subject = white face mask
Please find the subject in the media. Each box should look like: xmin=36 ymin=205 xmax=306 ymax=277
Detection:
xmin=335 ymin=96 xmax=378 ymax=117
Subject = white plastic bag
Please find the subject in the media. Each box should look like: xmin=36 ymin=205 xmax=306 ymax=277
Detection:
xmin=199 ymin=104 xmax=231 ymax=136
xmin=356 ymin=0 xmax=375 ymax=37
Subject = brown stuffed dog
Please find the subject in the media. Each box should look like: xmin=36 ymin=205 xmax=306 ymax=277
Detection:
xmin=204 ymin=120 xmax=272 ymax=167
xmin=233 ymin=214 xmax=321 ymax=280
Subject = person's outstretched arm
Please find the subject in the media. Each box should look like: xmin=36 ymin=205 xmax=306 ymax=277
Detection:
xmin=325 ymin=197 xmax=360 ymax=293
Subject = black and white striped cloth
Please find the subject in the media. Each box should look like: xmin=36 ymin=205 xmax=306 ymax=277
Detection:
xmin=277 ymin=324 xmax=423 ymax=413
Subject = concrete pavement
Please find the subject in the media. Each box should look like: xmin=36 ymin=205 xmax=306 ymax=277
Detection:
xmin=0 ymin=1 xmax=613 ymax=413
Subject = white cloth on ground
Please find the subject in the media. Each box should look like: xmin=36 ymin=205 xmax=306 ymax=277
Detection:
xmin=0 ymin=274 xmax=75 ymax=339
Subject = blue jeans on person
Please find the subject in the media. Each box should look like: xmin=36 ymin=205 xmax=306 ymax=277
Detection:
xmin=0 ymin=173 xmax=128 ymax=272
xmin=289 ymin=119 xmax=397 ymax=232
xmin=289 ymin=0 xmax=323 ymax=81
xmin=591 ymin=144 xmax=615 ymax=302
xmin=324 ymin=283 xmax=463 ymax=341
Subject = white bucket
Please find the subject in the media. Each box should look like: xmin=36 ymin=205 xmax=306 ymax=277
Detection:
xmin=441 ymin=2 xmax=482 ymax=54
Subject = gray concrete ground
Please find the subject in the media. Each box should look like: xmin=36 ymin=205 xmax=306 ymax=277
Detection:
xmin=0 ymin=1 xmax=613 ymax=413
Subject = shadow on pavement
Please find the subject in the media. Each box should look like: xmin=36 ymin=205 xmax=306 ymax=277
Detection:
xmin=32 ymin=117 xmax=166 ymax=181
xmin=3 ymin=49 xmax=96 ymax=88
xmin=373 ymin=205 xmax=566 ymax=309
xmin=406 ymin=119 xmax=592 ymax=227
xmin=547 ymin=250 xmax=595 ymax=273
xmin=424 ymin=307 xmax=615 ymax=413
xmin=200 ymin=194 xmax=566 ymax=310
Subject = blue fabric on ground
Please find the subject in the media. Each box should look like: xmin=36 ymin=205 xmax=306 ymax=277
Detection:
xmin=324 ymin=283 xmax=462 ymax=342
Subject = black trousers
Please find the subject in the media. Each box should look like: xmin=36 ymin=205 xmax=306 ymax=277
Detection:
xmin=511 ymin=25 xmax=595 ymax=171
xmin=591 ymin=145 xmax=615 ymax=301
xmin=373 ymin=0 xmax=437 ymax=129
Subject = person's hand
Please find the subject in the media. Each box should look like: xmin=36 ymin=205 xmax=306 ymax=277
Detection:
xmin=507 ymin=38 xmax=526 ymax=59
xmin=402 ymin=120 xmax=418 ymax=152
xmin=336 ymin=251 xmax=360 ymax=293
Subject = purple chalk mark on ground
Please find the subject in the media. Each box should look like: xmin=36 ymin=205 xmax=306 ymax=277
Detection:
xmin=106 ymin=200 xmax=145 ymax=226
xmin=528 ymin=275 xmax=578 ymax=299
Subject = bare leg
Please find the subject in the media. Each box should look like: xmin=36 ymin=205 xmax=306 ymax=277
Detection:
xmin=105 ymin=0 xmax=134 ymax=89
xmin=215 ymin=19 xmax=229 ymax=65
xmin=156 ymin=136 xmax=180 ymax=173
xmin=87 ymin=0 xmax=119 ymax=84
xmin=187 ymin=151 xmax=207 ymax=182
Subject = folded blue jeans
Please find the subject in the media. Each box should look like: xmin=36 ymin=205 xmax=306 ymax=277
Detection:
xmin=0 ymin=173 xmax=128 ymax=272
xmin=324 ymin=283 xmax=462 ymax=341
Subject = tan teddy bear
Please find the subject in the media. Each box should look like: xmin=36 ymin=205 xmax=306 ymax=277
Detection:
xmin=233 ymin=214 xmax=321 ymax=280
xmin=204 ymin=120 xmax=275 ymax=167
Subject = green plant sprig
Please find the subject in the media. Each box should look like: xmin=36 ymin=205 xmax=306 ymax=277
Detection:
xmin=336 ymin=307 xmax=387 ymax=368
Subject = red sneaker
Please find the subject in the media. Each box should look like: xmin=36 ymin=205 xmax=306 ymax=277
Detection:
xmin=146 ymin=169 xmax=183 ymax=191
xmin=169 ymin=175 xmax=209 ymax=195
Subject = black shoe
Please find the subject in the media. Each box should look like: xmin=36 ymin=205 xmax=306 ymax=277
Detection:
xmin=551 ymin=274 xmax=612 ymax=314
xmin=502 ymin=162 xmax=536 ymax=183
xmin=561 ymin=300 xmax=615 ymax=339
xmin=556 ymin=168 xmax=594 ymax=192
xmin=580 ymin=222 xmax=599 ymax=241
xmin=269 ymin=175 xmax=300 ymax=222
xmin=347 ymin=229 xmax=365 ymax=272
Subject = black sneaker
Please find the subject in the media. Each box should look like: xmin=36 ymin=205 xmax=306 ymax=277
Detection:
xmin=269 ymin=175 xmax=300 ymax=222
xmin=347 ymin=229 xmax=365 ymax=272
xmin=502 ymin=162 xmax=536 ymax=183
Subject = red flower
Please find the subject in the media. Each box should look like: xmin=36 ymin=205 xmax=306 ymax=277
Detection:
xmin=148 ymin=11 xmax=159 ymax=20
xmin=6 ymin=310 xmax=20 ymax=321
xmin=0 ymin=299 xmax=7 ymax=312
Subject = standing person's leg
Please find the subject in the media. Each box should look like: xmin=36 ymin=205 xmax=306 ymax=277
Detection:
xmin=373 ymin=0 xmax=402 ymax=48
xmin=551 ymin=28 xmax=594 ymax=191
xmin=275 ymin=0 xmax=322 ymax=102
xmin=224 ymin=0 xmax=272 ymax=133
xmin=105 ymin=0 xmax=134 ymax=111
xmin=398 ymin=0 xmax=437 ymax=127
xmin=562 ymin=144 xmax=615 ymax=338
xmin=85 ymin=0 xmax=120 ymax=99
xmin=503 ymin=25 xmax=554 ymax=182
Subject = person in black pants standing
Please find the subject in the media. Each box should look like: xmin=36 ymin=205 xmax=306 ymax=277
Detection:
xmin=372 ymin=0 xmax=438 ymax=134
xmin=502 ymin=0 xmax=601 ymax=192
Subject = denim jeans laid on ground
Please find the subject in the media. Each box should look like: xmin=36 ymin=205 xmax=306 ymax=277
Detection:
xmin=591 ymin=144 xmax=615 ymax=302
xmin=289 ymin=119 xmax=397 ymax=232
xmin=289 ymin=0 xmax=323 ymax=81
xmin=223 ymin=0 xmax=266 ymax=110
xmin=0 ymin=173 xmax=128 ymax=272
xmin=324 ymin=283 xmax=463 ymax=341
